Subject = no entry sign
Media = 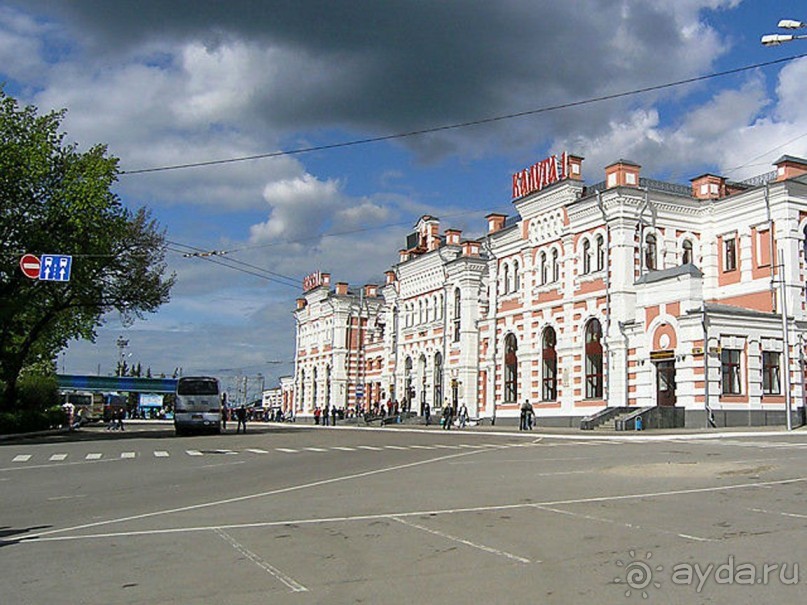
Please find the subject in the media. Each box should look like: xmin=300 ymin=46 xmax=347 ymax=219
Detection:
xmin=19 ymin=254 xmax=41 ymax=279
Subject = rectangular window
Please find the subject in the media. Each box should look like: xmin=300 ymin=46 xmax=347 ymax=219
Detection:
xmin=724 ymin=237 xmax=737 ymax=272
xmin=721 ymin=348 xmax=742 ymax=395
xmin=762 ymin=351 xmax=781 ymax=395
xmin=542 ymin=357 xmax=557 ymax=401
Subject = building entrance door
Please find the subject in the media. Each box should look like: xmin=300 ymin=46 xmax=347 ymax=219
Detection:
xmin=656 ymin=360 xmax=676 ymax=406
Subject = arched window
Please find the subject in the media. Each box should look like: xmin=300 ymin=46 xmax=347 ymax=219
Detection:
xmin=404 ymin=357 xmax=414 ymax=403
xmin=325 ymin=365 xmax=331 ymax=407
xmin=582 ymin=239 xmax=591 ymax=274
xmin=585 ymin=319 xmax=604 ymax=399
xmin=540 ymin=251 xmax=548 ymax=285
xmin=312 ymin=367 xmax=318 ymax=408
xmin=502 ymin=263 xmax=509 ymax=294
xmin=453 ymin=288 xmax=461 ymax=342
xmin=513 ymin=259 xmax=520 ymax=291
xmin=542 ymin=327 xmax=557 ymax=401
xmin=596 ymin=234 xmax=605 ymax=271
xmin=504 ymin=333 xmax=518 ymax=403
xmin=645 ymin=233 xmax=658 ymax=271
xmin=552 ymin=249 xmax=560 ymax=282
xmin=299 ymin=369 xmax=306 ymax=408
xmin=433 ymin=353 xmax=443 ymax=409
xmin=682 ymin=239 xmax=693 ymax=265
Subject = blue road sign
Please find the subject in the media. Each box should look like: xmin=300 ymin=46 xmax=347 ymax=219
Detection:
xmin=39 ymin=254 xmax=72 ymax=282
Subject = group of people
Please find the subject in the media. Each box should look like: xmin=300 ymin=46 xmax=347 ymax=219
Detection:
xmin=221 ymin=405 xmax=249 ymax=433
xmin=436 ymin=402 xmax=470 ymax=430
xmin=313 ymin=404 xmax=344 ymax=426
xmin=519 ymin=400 xmax=535 ymax=430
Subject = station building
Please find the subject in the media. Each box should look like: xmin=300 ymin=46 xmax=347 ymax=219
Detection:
xmin=292 ymin=153 xmax=807 ymax=428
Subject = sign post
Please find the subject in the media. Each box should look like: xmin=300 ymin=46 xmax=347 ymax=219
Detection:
xmin=19 ymin=254 xmax=41 ymax=279
xmin=39 ymin=254 xmax=72 ymax=282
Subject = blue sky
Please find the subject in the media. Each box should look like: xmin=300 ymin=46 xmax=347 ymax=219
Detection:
xmin=3 ymin=0 xmax=807 ymax=398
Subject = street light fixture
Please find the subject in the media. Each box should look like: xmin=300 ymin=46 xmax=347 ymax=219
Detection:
xmin=762 ymin=19 xmax=807 ymax=45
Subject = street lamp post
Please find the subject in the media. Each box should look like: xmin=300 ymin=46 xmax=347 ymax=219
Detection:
xmin=761 ymin=19 xmax=807 ymax=46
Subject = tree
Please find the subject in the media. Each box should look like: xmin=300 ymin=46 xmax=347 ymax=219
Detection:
xmin=0 ymin=90 xmax=175 ymax=410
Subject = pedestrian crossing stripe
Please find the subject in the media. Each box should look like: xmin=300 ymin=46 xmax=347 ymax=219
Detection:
xmin=49 ymin=453 xmax=68 ymax=461
xmin=12 ymin=454 xmax=31 ymax=462
xmin=121 ymin=452 xmax=136 ymax=459
xmin=186 ymin=450 xmax=203 ymax=456
xmin=154 ymin=451 xmax=169 ymax=457
xmin=85 ymin=453 xmax=102 ymax=460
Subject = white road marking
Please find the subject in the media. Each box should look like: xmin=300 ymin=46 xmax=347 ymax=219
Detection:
xmin=534 ymin=504 xmax=715 ymax=543
xmin=383 ymin=445 xmax=407 ymax=450
xmin=12 ymin=455 xmax=32 ymax=463
xmin=28 ymin=473 xmax=807 ymax=545
xmin=186 ymin=450 xmax=204 ymax=457
xmin=154 ymin=451 xmax=170 ymax=458
xmin=47 ymin=494 xmax=87 ymax=502
xmin=750 ymin=507 xmax=807 ymax=520
xmin=332 ymin=446 xmax=356 ymax=451
xmin=409 ymin=445 xmax=436 ymax=450
xmin=304 ymin=447 xmax=328 ymax=452
xmin=49 ymin=454 xmax=68 ymax=461
xmin=27 ymin=446 xmax=499 ymax=541
xmin=275 ymin=448 xmax=299 ymax=453
xmin=391 ymin=516 xmax=532 ymax=564
xmin=357 ymin=445 xmax=383 ymax=451
xmin=246 ymin=449 xmax=269 ymax=454
xmin=85 ymin=453 xmax=102 ymax=460
xmin=214 ymin=528 xmax=307 ymax=592
xmin=121 ymin=452 xmax=136 ymax=459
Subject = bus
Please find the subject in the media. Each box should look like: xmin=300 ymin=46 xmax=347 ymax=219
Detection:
xmin=174 ymin=376 xmax=222 ymax=435
xmin=62 ymin=391 xmax=104 ymax=423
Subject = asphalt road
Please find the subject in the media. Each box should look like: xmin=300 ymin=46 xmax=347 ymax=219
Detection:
xmin=3 ymin=422 xmax=807 ymax=604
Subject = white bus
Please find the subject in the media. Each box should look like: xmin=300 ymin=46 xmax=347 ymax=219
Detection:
xmin=174 ymin=376 xmax=222 ymax=435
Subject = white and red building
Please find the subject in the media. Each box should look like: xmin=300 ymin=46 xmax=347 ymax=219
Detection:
xmin=292 ymin=153 xmax=807 ymax=428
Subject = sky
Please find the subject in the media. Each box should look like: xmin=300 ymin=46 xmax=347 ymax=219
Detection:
xmin=3 ymin=0 xmax=807 ymax=398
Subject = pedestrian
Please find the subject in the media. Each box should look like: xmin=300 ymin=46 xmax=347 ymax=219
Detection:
xmin=331 ymin=405 xmax=337 ymax=426
xmin=424 ymin=402 xmax=431 ymax=426
xmin=520 ymin=400 xmax=530 ymax=431
xmin=323 ymin=404 xmax=331 ymax=426
xmin=526 ymin=400 xmax=535 ymax=430
xmin=221 ymin=404 xmax=228 ymax=431
xmin=442 ymin=405 xmax=452 ymax=430
xmin=236 ymin=404 xmax=247 ymax=434
xmin=116 ymin=407 xmax=125 ymax=431
xmin=458 ymin=402 xmax=468 ymax=429
xmin=314 ymin=407 xmax=321 ymax=425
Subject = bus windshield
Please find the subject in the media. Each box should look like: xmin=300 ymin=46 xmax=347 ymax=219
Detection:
xmin=177 ymin=378 xmax=219 ymax=396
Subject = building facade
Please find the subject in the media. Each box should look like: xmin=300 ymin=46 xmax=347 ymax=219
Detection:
xmin=292 ymin=153 xmax=807 ymax=427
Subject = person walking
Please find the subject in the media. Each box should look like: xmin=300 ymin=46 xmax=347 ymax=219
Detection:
xmin=235 ymin=404 xmax=247 ymax=434
xmin=116 ymin=407 xmax=125 ymax=431
xmin=323 ymin=404 xmax=331 ymax=426
xmin=314 ymin=407 xmax=321 ymax=425
xmin=519 ymin=400 xmax=529 ymax=431
xmin=442 ymin=405 xmax=453 ymax=430
xmin=458 ymin=403 xmax=468 ymax=429
xmin=526 ymin=400 xmax=535 ymax=430
xmin=331 ymin=405 xmax=337 ymax=426
xmin=423 ymin=402 xmax=431 ymax=426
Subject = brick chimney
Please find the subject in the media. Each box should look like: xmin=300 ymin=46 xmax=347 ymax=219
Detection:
xmin=566 ymin=154 xmax=584 ymax=181
xmin=445 ymin=229 xmax=462 ymax=245
xmin=335 ymin=282 xmax=349 ymax=296
xmin=296 ymin=298 xmax=306 ymax=310
xmin=604 ymin=159 xmax=641 ymax=189
xmin=399 ymin=249 xmax=410 ymax=263
xmin=385 ymin=270 xmax=397 ymax=285
xmin=364 ymin=284 xmax=378 ymax=298
xmin=462 ymin=240 xmax=481 ymax=257
xmin=486 ymin=213 xmax=507 ymax=234
xmin=321 ymin=273 xmax=331 ymax=287
xmin=774 ymin=155 xmax=807 ymax=182
xmin=690 ymin=174 xmax=726 ymax=200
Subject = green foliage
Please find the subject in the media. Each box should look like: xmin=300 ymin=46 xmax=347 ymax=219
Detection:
xmin=0 ymin=406 xmax=65 ymax=435
xmin=0 ymin=89 xmax=175 ymax=410
xmin=16 ymin=371 xmax=59 ymax=411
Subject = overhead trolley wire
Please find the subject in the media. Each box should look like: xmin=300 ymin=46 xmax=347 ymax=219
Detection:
xmin=120 ymin=53 xmax=807 ymax=176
